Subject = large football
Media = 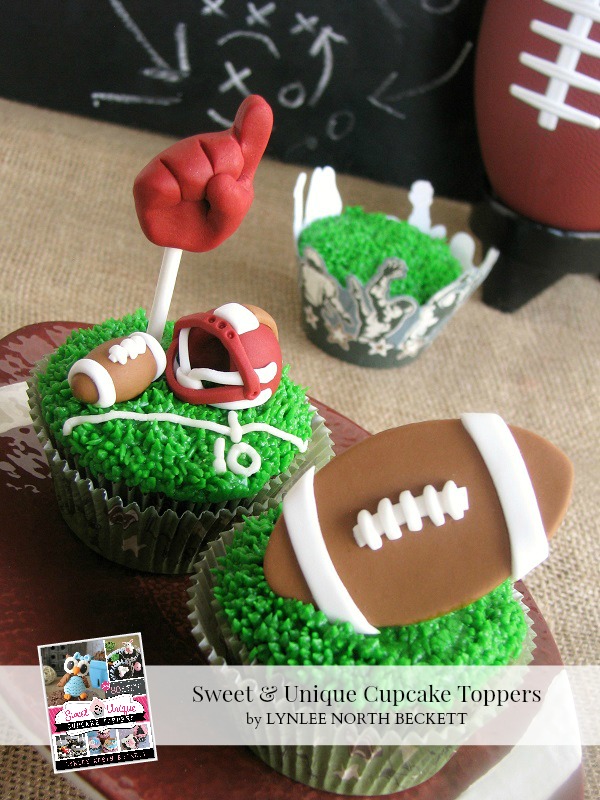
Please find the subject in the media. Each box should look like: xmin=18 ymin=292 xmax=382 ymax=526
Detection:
xmin=264 ymin=414 xmax=573 ymax=634
xmin=475 ymin=0 xmax=600 ymax=232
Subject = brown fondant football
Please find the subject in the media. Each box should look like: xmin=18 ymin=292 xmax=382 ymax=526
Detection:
xmin=68 ymin=332 xmax=166 ymax=407
xmin=264 ymin=414 xmax=573 ymax=634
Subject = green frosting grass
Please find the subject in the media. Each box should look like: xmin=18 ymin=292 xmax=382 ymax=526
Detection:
xmin=298 ymin=207 xmax=462 ymax=305
xmin=37 ymin=310 xmax=314 ymax=504
xmin=213 ymin=507 xmax=528 ymax=666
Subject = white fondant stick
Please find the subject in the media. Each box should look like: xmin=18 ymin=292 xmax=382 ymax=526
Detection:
xmin=147 ymin=246 xmax=183 ymax=342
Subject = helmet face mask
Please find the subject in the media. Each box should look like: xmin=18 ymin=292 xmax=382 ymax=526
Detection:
xmin=166 ymin=303 xmax=283 ymax=409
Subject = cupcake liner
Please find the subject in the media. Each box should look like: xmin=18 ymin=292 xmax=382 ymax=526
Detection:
xmin=247 ymin=743 xmax=455 ymax=796
xmin=28 ymin=366 xmax=333 ymax=574
xmin=188 ymin=524 xmax=536 ymax=795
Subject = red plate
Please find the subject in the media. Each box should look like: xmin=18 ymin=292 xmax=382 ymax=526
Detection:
xmin=0 ymin=323 xmax=583 ymax=800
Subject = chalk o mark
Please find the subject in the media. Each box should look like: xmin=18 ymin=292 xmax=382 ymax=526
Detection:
xmin=279 ymin=82 xmax=306 ymax=109
xmin=326 ymin=110 xmax=355 ymax=141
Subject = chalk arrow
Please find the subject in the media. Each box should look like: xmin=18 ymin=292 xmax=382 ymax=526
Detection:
xmin=109 ymin=0 xmax=190 ymax=83
xmin=308 ymin=26 xmax=348 ymax=107
xmin=368 ymin=42 xmax=473 ymax=119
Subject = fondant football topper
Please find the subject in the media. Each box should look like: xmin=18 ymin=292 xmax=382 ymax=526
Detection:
xmin=264 ymin=413 xmax=573 ymax=635
xmin=166 ymin=302 xmax=282 ymax=408
xmin=68 ymin=331 xmax=166 ymax=407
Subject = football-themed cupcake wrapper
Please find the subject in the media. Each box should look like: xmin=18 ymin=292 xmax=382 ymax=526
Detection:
xmin=294 ymin=169 xmax=499 ymax=369
xmin=188 ymin=520 xmax=536 ymax=795
xmin=28 ymin=370 xmax=333 ymax=574
xmin=298 ymin=246 xmax=496 ymax=369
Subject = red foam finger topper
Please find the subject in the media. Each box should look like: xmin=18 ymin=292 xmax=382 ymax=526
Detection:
xmin=133 ymin=95 xmax=273 ymax=252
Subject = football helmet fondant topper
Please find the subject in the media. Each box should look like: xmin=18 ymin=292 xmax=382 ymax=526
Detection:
xmin=165 ymin=302 xmax=283 ymax=409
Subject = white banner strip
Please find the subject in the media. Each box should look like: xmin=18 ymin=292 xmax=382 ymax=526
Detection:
xmin=1 ymin=665 xmax=599 ymax=747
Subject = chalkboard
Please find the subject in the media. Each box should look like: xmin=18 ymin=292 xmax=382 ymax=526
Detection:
xmin=0 ymin=0 xmax=486 ymax=200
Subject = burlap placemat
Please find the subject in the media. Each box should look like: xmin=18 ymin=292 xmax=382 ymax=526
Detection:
xmin=0 ymin=97 xmax=597 ymax=798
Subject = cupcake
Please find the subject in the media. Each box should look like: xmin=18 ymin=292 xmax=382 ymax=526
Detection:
xmin=28 ymin=96 xmax=333 ymax=572
xmin=294 ymin=168 xmax=499 ymax=367
xmin=30 ymin=305 xmax=331 ymax=573
xmin=189 ymin=413 xmax=573 ymax=794
xmin=97 ymin=728 xmax=111 ymax=745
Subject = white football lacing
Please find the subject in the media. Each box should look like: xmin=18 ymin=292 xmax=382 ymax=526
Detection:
xmin=510 ymin=0 xmax=600 ymax=130
xmin=108 ymin=334 xmax=148 ymax=364
xmin=353 ymin=481 xmax=469 ymax=551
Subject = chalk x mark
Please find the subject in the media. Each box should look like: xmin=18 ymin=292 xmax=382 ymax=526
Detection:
xmin=291 ymin=12 xmax=319 ymax=35
xmin=200 ymin=0 xmax=227 ymax=17
xmin=246 ymin=2 xmax=276 ymax=27
xmin=219 ymin=61 xmax=253 ymax=96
